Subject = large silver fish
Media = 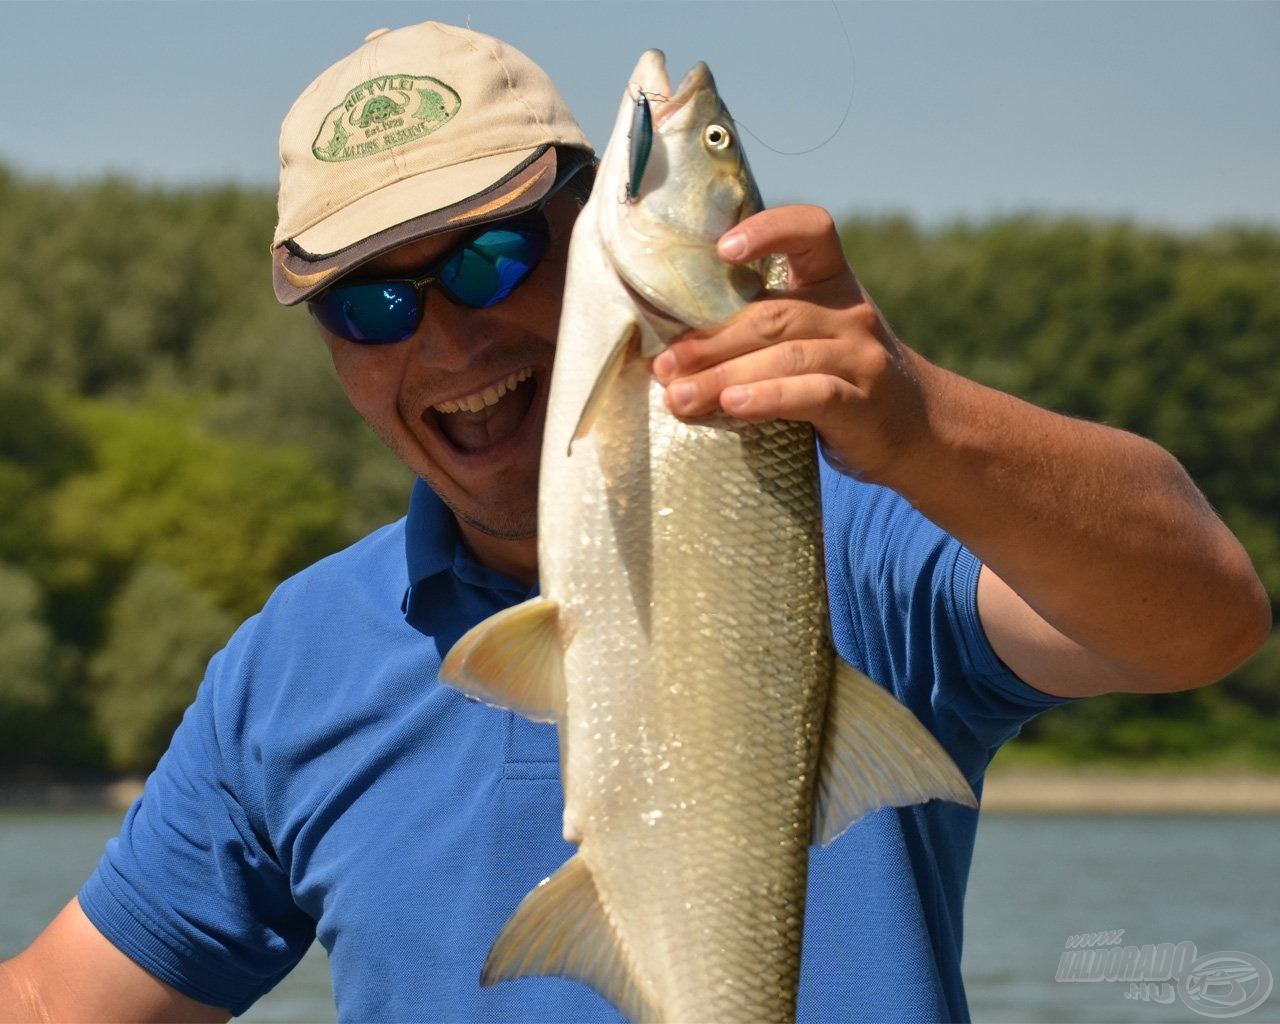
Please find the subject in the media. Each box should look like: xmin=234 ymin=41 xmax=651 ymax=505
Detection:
xmin=440 ymin=50 xmax=976 ymax=1023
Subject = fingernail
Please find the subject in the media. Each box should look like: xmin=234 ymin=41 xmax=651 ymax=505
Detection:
xmin=668 ymin=381 xmax=697 ymax=410
xmin=653 ymin=351 xmax=676 ymax=380
xmin=719 ymin=231 xmax=747 ymax=260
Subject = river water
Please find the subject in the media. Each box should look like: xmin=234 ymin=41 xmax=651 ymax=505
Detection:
xmin=2 ymin=809 xmax=1276 ymax=1022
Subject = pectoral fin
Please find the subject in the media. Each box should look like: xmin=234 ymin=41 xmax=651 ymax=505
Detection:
xmin=569 ymin=323 xmax=639 ymax=452
xmin=813 ymin=659 xmax=977 ymax=846
xmin=483 ymin=853 xmax=659 ymax=1024
xmin=438 ymin=596 xmax=565 ymax=723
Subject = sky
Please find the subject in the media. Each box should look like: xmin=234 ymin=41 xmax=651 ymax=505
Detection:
xmin=1 ymin=1 xmax=1277 ymax=231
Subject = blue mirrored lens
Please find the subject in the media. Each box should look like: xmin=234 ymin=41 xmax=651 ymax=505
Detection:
xmin=310 ymin=212 xmax=552 ymax=344
xmin=313 ymin=282 xmax=419 ymax=345
xmin=439 ymin=220 xmax=550 ymax=308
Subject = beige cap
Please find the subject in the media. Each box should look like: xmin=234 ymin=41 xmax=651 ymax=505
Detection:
xmin=272 ymin=22 xmax=594 ymax=305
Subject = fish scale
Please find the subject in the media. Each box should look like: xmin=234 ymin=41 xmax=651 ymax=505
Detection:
xmin=439 ymin=48 xmax=976 ymax=1023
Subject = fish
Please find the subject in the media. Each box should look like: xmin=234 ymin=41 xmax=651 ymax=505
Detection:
xmin=438 ymin=49 xmax=977 ymax=1023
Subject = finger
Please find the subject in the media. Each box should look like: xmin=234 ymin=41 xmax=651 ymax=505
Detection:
xmin=719 ymin=373 xmax=860 ymax=427
xmin=717 ymin=205 xmax=850 ymax=289
xmin=654 ymin=294 xmax=845 ymax=385
xmin=664 ymin=335 xmax=856 ymax=419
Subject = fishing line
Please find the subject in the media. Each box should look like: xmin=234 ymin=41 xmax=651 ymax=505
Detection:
xmin=734 ymin=0 xmax=855 ymax=157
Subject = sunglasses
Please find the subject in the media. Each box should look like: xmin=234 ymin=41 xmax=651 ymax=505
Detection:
xmin=309 ymin=210 xmax=551 ymax=345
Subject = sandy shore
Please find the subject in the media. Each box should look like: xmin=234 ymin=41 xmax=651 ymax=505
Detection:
xmin=3 ymin=770 xmax=1279 ymax=815
xmin=981 ymin=768 xmax=1280 ymax=814
xmin=0 ymin=777 xmax=144 ymax=812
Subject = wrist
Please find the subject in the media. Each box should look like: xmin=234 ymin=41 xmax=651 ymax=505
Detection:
xmin=854 ymin=348 xmax=956 ymax=501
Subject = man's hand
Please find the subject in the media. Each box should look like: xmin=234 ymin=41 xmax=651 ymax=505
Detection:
xmin=653 ymin=205 xmax=928 ymax=486
xmin=654 ymin=204 xmax=1271 ymax=698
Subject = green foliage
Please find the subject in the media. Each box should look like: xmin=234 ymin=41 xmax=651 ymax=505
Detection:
xmin=48 ymin=398 xmax=348 ymax=622
xmin=89 ymin=563 xmax=235 ymax=773
xmin=0 ymin=165 xmax=1276 ymax=774
xmin=0 ymin=565 xmax=64 ymax=714
xmin=0 ymin=373 xmax=90 ymax=569
xmin=0 ymin=564 xmax=80 ymax=766
xmin=843 ymin=217 xmax=1280 ymax=608
xmin=842 ymin=215 xmax=1280 ymax=763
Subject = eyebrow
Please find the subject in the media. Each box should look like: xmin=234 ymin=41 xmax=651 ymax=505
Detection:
xmin=353 ymin=239 xmax=464 ymax=282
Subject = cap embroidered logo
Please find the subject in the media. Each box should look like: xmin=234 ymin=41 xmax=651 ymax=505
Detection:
xmin=312 ymin=75 xmax=462 ymax=162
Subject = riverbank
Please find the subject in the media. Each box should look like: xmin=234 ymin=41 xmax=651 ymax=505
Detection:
xmin=0 ymin=776 xmax=143 ymax=811
xmin=981 ymin=767 xmax=1280 ymax=814
xmin=3 ymin=769 xmax=1280 ymax=815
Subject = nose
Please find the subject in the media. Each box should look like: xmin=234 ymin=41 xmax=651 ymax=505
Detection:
xmin=406 ymin=292 xmax=478 ymax=372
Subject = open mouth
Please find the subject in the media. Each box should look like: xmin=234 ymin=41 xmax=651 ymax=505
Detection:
xmin=430 ymin=366 xmax=540 ymax=454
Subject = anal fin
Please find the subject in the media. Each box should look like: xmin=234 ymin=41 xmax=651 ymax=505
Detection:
xmin=813 ymin=659 xmax=977 ymax=846
xmin=438 ymin=596 xmax=565 ymax=723
xmin=483 ymin=853 xmax=659 ymax=1024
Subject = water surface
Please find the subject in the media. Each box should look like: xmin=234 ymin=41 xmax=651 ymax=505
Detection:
xmin=2 ymin=809 xmax=1276 ymax=1021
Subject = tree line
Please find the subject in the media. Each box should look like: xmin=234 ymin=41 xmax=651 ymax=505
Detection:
xmin=0 ymin=165 xmax=1276 ymax=774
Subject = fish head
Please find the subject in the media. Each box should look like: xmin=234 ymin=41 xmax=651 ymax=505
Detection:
xmin=597 ymin=50 xmax=765 ymax=333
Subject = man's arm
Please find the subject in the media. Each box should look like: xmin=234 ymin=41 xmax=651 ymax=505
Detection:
xmin=653 ymin=205 xmax=1271 ymax=698
xmin=0 ymin=899 xmax=230 ymax=1024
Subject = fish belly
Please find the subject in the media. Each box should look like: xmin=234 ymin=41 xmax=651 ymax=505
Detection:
xmin=547 ymin=366 xmax=830 ymax=1022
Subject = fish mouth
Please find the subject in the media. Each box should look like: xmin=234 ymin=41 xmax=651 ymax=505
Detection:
xmin=429 ymin=366 xmax=542 ymax=455
xmin=618 ymin=276 xmax=689 ymax=334
xmin=632 ymin=52 xmax=711 ymax=128
xmin=654 ymin=61 xmax=712 ymax=129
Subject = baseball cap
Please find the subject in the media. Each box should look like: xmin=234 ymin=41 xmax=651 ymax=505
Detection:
xmin=272 ymin=22 xmax=594 ymax=305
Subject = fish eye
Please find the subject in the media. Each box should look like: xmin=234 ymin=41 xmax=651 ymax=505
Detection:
xmin=703 ymin=124 xmax=733 ymax=151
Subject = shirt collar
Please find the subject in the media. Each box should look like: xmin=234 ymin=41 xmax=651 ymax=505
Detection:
xmin=405 ymin=477 xmax=456 ymax=587
xmin=403 ymin=477 xmax=533 ymax=609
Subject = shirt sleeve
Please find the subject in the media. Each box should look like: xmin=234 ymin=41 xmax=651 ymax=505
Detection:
xmin=820 ymin=461 xmax=1078 ymax=784
xmin=77 ymin=617 xmax=315 ymax=1016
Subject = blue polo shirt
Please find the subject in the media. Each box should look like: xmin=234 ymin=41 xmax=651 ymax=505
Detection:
xmin=79 ymin=464 xmax=1072 ymax=1022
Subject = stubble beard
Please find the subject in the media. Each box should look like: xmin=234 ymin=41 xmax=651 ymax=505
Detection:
xmin=429 ymin=475 xmax=538 ymax=542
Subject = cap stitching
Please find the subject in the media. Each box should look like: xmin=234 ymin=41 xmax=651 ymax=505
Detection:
xmin=436 ymin=23 xmax=551 ymax=136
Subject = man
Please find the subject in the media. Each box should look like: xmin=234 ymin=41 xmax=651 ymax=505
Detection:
xmin=1 ymin=21 xmax=1268 ymax=1024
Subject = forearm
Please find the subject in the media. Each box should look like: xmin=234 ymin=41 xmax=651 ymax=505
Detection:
xmin=879 ymin=349 xmax=1271 ymax=693
xmin=1 ymin=959 xmax=48 ymax=1023
xmin=0 ymin=900 xmax=231 ymax=1024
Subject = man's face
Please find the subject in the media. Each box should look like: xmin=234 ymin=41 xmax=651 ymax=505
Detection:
xmin=318 ymin=191 xmax=580 ymax=544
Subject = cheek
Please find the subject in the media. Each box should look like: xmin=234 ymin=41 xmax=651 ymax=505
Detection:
xmin=326 ymin=337 xmax=404 ymax=422
xmin=518 ymin=261 xmax=568 ymax=339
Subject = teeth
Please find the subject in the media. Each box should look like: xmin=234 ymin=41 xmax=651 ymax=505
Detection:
xmin=435 ymin=367 xmax=534 ymax=415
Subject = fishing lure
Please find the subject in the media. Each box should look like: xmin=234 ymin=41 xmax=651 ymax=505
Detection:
xmin=626 ymin=90 xmax=652 ymax=201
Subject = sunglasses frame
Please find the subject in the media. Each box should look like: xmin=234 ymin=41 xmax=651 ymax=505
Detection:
xmin=308 ymin=207 xmax=552 ymax=345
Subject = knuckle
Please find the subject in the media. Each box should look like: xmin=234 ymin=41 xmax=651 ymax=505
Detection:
xmin=851 ymin=338 xmax=891 ymax=381
xmin=779 ymin=340 xmax=813 ymax=378
xmin=815 ymin=375 xmax=848 ymax=415
xmin=847 ymin=301 xmax=882 ymax=336
xmin=748 ymin=300 xmax=791 ymax=345
xmin=810 ymin=205 xmax=838 ymax=238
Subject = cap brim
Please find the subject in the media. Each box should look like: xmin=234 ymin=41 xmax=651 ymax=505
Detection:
xmin=273 ymin=145 xmax=591 ymax=305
